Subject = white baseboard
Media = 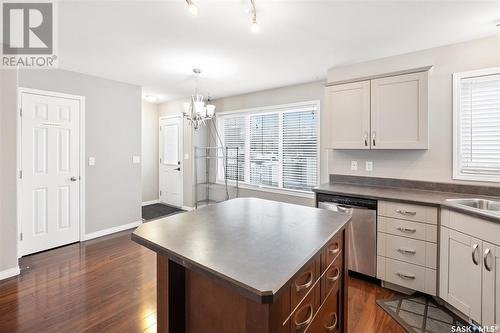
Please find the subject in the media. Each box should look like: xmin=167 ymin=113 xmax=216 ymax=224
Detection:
xmin=84 ymin=220 xmax=143 ymax=241
xmin=0 ymin=266 xmax=20 ymax=281
xmin=142 ymin=199 xmax=159 ymax=206
xmin=182 ymin=206 xmax=194 ymax=211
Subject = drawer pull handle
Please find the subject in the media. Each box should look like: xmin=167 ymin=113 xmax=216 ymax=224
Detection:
xmin=326 ymin=267 xmax=341 ymax=282
xmin=484 ymin=248 xmax=492 ymax=271
xmin=397 ymin=227 xmax=417 ymax=233
xmin=472 ymin=244 xmax=480 ymax=266
xmin=397 ymin=248 xmax=416 ymax=255
xmin=324 ymin=312 xmax=338 ymax=331
xmin=396 ymin=272 xmax=415 ymax=280
xmin=295 ymin=271 xmax=314 ymax=292
xmin=294 ymin=304 xmax=313 ymax=331
xmin=328 ymin=242 xmax=340 ymax=255
xmin=396 ymin=209 xmax=417 ymax=216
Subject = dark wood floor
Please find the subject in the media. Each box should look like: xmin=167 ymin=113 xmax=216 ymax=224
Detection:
xmin=0 ymin=229 xmax=405 ymax=333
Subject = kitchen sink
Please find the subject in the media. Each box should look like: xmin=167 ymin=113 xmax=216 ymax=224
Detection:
xmin=446 ymin=198 xmax=500 ymax=213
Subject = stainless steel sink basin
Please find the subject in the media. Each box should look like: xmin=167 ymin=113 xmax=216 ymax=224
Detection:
xmin=446 ymin=198 xmax=500 ymax=213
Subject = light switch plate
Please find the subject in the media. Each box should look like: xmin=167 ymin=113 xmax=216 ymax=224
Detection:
xmin=366 ymin=161 xmax=373 ymax=171
xmin=133 ymin=156 xmax=141 ymax=164
xmin=88 ymin=157 xmax=96 ymax=166
xmin=351 ymin=161 xmax=358 ymax=171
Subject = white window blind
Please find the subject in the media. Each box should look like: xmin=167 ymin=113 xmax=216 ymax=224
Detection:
xmin=221 ymin=116 xmax=246 ymax=181
xmin=217 ymin=101 xmax=319 ymax=193
xmin=455 ymin=69 xmax=500 ymax=181
xmin=282 ymin=110 xmax=318 ymax=191
xmin=249 ymin=113 xmax=279 ymax=187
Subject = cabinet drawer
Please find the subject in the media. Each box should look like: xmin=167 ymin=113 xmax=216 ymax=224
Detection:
xmin=291 ymin=257 xmax=320 ymax=310
xmin=378 ymin=201 xmax=437 ymax=224
xmin=378 ymin=216 xmax=437 ymax=242
xmin=377 ymin=256 xmax=436 ymax=295
xmin=305 ymin=284 xmax=341 ymax=333
xmin=321 ymin=253 xmax=343 ymax=302
xmin=290 ymin=283 xmax=320 ymax=333
xmin=322 ymin=232 xmax=343 ymax=273
xmin=378 ymin=233 xmax=436 ymax=269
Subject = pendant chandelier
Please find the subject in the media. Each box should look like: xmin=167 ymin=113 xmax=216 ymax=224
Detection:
xmin=183 ymin=68 xmax=216 ymax=130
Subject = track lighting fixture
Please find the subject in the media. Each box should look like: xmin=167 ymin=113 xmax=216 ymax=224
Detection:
xmin=186 ymin=0 xmax=198 ymax=15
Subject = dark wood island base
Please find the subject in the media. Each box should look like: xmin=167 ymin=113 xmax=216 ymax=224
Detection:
xmin=155 ymin=228 xmax=348 ymax=333
xmin=132 ymin=198 xmax=350 ymax=333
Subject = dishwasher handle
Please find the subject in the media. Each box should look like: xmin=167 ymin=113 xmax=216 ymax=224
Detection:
xmin=318 ymin=202 xmax=355 ymax=214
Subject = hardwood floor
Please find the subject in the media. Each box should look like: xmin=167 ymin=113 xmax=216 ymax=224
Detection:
xmin=0 ymin=229 xmax=405 ymax=333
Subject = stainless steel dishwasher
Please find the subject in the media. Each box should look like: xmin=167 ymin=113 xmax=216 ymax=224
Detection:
xmin=317 ymin=194 xmax=377 ymax=278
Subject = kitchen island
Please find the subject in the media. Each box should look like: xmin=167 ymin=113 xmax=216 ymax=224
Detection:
xmin=132 ymin=198 xmax=350 ymax=333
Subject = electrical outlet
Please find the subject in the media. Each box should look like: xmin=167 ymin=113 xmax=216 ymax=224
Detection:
xmin=88 ymin=157 xmax=96 ymax=166
xmin=133 ymin=156 xmax=141 ymax=164
xmin=366 ymin=161 xmax=373 ymax=172
xmin=351 ymin=161 xmax=358 ymax=171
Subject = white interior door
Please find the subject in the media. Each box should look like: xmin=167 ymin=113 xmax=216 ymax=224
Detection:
xmin=159 ymin=117 xmax=182 ymax=207
xmin=20 ymin=91 xmax=82 ymax=256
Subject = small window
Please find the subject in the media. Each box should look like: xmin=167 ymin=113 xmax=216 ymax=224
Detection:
xmin=453 ymin=67 xmax=500 ymax=182
xmin=217 ymin=101 xmax=320 ymax=193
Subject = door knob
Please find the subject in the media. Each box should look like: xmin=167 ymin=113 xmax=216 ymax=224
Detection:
xmin=70 ymin=176 xmax=78 ymax=182
xmin=174 ymin=168 xmax=181 ymax=171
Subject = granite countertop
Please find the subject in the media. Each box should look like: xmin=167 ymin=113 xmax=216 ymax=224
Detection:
xmin=131 ymin=197 xmax=350 ymax=304
xmin=313 ymin=182 xmax=500 ymax=222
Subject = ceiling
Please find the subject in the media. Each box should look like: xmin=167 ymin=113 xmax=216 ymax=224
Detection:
xmin=57 ymin=0 xmax=500 ymax=102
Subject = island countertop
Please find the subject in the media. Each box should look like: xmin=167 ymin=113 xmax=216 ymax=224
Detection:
xmin=131 ymin=197 xmax=351 ymax=304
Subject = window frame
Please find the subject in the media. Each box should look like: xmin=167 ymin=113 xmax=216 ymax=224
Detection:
xmin=216 ymin=100 xmax=321 ymax=197
xmin=453 ymin=66 xmax=500 ymax=182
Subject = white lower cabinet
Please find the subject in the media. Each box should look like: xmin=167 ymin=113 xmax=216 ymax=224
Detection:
xmin=440 ymin=209 xmax=500 ymax=326
xmin=376 ymin=200 xmax=437 ymax=295
xmin=482 ymin=242 xmax=500 ymax=327
xmin=439 ymin=226 xmax=482 ymax=323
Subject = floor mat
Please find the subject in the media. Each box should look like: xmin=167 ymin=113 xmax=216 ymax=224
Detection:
xmin=376 ymin=294 xmax=468 ymax=333
xmin=142 ymin=203 xmax=183 ymax=221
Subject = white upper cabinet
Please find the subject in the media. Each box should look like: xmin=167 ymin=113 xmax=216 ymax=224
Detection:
xmin=326 ymin=70 xmax=429 ymax=150
xmin=325 ymin=80 xmax=371 ymax=149
xmin=371 ymin=72 xmax=428 ymax=149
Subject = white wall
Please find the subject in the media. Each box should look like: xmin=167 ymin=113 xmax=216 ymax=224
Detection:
xmin=19 ymin=69 xmax=143 ymax=235
xmin=327 ymin=35 xmax=500 ymax=187
xmin=142 ymin=101 xmax=159 ymax=203
xmin=212 ymin=80 xmax=327 ymax=207
xmin=158 ymin=99 xmax=207 ymax=208
xmin=0 ymin=69 xmax=20 ymax=277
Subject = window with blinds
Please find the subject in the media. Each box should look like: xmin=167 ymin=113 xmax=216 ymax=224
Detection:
xmin=217 ymin=101 xmax=319 ymax=192
xmin=220 ymin=116 xmax=246 ymax=181
xmin=454 ymin=69 xmax=500 ymax=182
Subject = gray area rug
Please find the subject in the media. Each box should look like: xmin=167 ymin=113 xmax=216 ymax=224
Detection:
xmin=376 ymin=294 xmax=468 ymax=333
xmin=142 ymin=203 xmax=183 ymax=221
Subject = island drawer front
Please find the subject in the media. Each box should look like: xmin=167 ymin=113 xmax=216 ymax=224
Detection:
xmin=290 ymin=282 xmax=321 ymax=333
xmin=322 ymin=232 xmax=343 ymax=273
xmin=378 ymin=201 xmax=438 ymax=224
xmin=305 ymin=284 xmax=341 ymax=333
xmin=291 ymin=256 xmax=321 ymax=310
xmin=378 ymin=216 xmax=437 ymax=243
xmin=321 ymin=252 xmax=343 ymax=302
xmin=377 ymin=233 xmax=437 ymax=269
xmin=378 ymin=256 xmax=436 ymax=295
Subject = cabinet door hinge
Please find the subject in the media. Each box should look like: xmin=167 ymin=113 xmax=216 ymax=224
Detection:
xmin=19 ymin=170 xmax=22 ymax=179
xmin=19 ymin=108 xmax=22 ymax=117
xmin=160 ymin=190 xmax=162 ymax=196
xmin=159 ymin=158 xmax=162 ymax=164
xmin=20 ymin=233 xmax=23 ymax=241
